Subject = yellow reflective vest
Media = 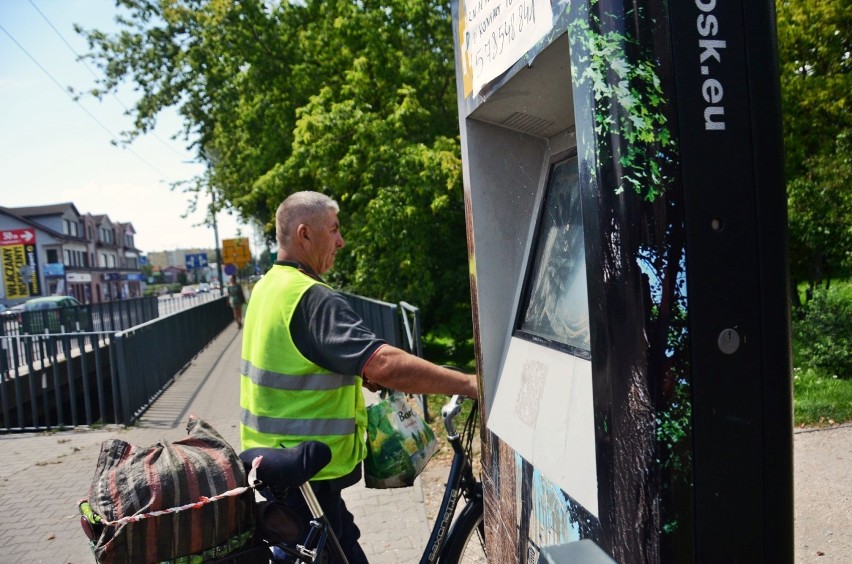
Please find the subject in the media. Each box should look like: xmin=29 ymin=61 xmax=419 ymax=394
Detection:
xmin=240 ymin=265 xmax=367 ymax=481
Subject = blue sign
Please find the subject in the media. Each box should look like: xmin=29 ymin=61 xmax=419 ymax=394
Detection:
xmin=44 ymin=263 xmax=65 ymax=276
xmin=139 ymin=255 xmax=148 ymax=265
xmin=224 ymin=263 xmax=237 ymax=276
xmin=184 ymin=253 xmax=209 ymax=269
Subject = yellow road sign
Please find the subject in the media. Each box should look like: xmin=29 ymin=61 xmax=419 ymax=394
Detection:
xmin=222 ymin=237 xmax=251 ymax=268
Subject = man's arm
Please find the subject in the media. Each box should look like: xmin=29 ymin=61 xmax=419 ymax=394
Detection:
xmin=362 ymin=345 xmax=478 ymax=398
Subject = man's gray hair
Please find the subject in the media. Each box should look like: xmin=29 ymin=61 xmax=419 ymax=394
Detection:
xmin=276 ymin=191 xmax=340 ymax=248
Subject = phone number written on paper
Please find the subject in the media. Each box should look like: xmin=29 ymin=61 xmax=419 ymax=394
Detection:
xmin=465 ymin=0 xmax=553 ymax=93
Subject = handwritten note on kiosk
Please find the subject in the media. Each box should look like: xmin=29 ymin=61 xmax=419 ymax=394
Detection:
xmin=459 ymin=0 xmax=554 ymax=97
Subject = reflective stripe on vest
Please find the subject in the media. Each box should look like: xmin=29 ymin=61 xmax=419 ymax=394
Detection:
xmin=241 ymin=359 xmax=356 ymax=391
xmin=240 ymin=410 xmax=355 ymax=436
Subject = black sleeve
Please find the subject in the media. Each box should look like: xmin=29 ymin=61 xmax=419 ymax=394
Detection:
xmin=290 ymin=285 xmax=386 ymax=375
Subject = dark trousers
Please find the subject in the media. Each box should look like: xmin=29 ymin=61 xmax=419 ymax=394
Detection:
xmin=280 ymin=478 xmax=369 ymax=564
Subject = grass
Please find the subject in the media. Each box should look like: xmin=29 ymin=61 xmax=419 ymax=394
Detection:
xmin=794 ymin=367 xmax=852 ymax=427
xmin=792 ymin=277 xmax=852 ymax=426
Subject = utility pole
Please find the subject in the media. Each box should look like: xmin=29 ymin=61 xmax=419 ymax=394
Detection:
xmin=199 ymin=146 xmax=225 ymax=297
xmin=211 ymin=189 xmax=224 ymax=297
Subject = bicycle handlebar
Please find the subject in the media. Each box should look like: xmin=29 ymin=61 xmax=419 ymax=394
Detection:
xmin=441 ymin=395 xmax=463 ymax=439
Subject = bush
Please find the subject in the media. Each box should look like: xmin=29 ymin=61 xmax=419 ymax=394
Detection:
xmin=793 ymin=289 xmax=852 ymax=379
xmin=422 ymin=334 xmax=475 ymax=372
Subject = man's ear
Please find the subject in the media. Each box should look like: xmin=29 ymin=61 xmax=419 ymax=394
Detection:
xmin=296 ymin=224 xmax=310 ymax=242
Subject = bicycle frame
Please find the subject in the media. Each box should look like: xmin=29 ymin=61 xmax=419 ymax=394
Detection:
xmin=256 ymin=395 xmax=481 ymax=564
xmin=283 ymin=483 xmax=351 ymax=564
xmin=420 ymin=396 xmax=482 ymax=564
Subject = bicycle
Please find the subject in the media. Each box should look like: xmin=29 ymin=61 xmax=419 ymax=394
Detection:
xmin=236 ymin=393 xmax=485 ymax=564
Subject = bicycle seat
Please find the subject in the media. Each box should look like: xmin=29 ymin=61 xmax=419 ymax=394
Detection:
xmin=240 ymin=441 xmax=332 ymax=490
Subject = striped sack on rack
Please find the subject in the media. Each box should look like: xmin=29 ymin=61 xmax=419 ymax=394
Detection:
xmin=85 ymin=416 xmax=254 ymax=564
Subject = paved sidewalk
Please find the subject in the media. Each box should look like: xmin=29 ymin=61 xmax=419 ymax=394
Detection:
xmin=0 ymin=324 xmax=429 ymax=563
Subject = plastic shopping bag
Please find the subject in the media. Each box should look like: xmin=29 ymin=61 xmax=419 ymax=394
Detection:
xmin=363 ymin=391 xmax=438 ymax=489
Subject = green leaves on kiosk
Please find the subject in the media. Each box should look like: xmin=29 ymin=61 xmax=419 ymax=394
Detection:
xmin=567 ymin=4 xmax=677 ymax=202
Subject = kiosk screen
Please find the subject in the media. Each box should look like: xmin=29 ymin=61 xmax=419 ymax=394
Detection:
xmin=517 ymin=154 xmax=590 ymax=358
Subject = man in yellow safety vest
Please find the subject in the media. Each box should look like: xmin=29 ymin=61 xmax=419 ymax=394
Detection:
xmin=240 ymin=191 xmax=477 ymax=563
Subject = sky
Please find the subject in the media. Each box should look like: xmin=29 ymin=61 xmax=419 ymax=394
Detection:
xmin=0 ymin=0 xmax=255 ymax=254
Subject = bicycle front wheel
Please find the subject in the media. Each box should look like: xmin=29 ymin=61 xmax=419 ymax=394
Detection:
xmin=441 ymin=501 xmax=486 ymax=563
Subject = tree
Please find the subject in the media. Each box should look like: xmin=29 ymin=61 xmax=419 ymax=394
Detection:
xmin=776 ymin=0 xmax=851 ymax=295
xmin=787 ymin=131 xmax=852 ymax=297
xmin=78 ymin=0 xmax=470 ymax=336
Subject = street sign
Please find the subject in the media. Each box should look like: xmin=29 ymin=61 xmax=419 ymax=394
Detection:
xmin=184 ymin=253 xmax=209 ymax=269
xmin=222 ymin=237 xmax=250 ymax=268
xmin=1 ymin=228 xmax=41 ymax=298
xmin=224 ymin=263 xmax=237 ymax=276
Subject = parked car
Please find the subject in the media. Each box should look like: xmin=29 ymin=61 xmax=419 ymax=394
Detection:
xmin=0 ymin=304 xmax=17 ymax=328
xmin=2 ymin=302 xmax=26 ymax=320
xmin=20 ymin=296 xmax=87 ymax=333
xmin=180 ymin=286 xmax=197 ymax=298
xmin=23 ymin=296 xmax=82 ymax=311
xmin=197 ymin=283 xmax=211 ymax=293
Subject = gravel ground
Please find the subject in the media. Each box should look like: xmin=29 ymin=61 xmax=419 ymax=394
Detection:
xmin=419 ymin=424 xmax=852 ymax=561
xmin=794 ymin=424 xmax=852 ymax=563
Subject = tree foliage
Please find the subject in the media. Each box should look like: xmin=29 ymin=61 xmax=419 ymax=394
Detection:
xmin=78 ymin=0 xmax=470 ymax=336
xmin=776 ymin=0 xmax=851 ymax=292
xmin=787 ymin=131 xmax=852 ymax=290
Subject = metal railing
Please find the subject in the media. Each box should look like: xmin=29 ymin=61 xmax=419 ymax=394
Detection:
xmin=0 ymin=297 xmax=159 ymax=376
xmin=399 ymin=301 xmax=424 ymax=357
xmin=1 ymin=296 xmax=160 ymax=337
xmin=1 ymin=291 xmax=419 ymax=432
xmin=341 ymin=292 xmax=405 ymax=348
xmin=341 ymin=293 xmax=429 ymax=419
xmin=113 ymin=297 xmax=232 ymax=426
xmin=0 ymin=330 xmax=113 ymax=431
xmin=399 ymin=301 xmax=429 ymax=420
xmin=340 ymin=293 xmax=424 ymax=356
xmin=0 ymin=296 xmax=230 ymax=432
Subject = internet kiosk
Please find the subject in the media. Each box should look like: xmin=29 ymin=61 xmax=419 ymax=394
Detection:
xmin=451 ymin=0 xmax=792 ymax=561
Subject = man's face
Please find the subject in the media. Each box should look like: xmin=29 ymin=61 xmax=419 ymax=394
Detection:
xmin=305 ymin=209 xmax=345 ymax=275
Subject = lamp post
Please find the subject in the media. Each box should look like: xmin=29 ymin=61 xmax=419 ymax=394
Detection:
xmin=184 ymin=153 xmax=225 ymax=297
xmin=210 ymin=188 xmax=224 ymax=297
